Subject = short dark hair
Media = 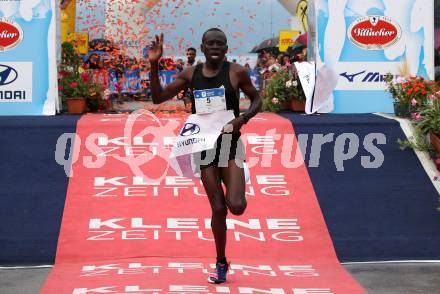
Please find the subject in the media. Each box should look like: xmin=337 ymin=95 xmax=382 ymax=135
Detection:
xmin=202 ymin=28 xmax=227 ymax=44
xmin=187 ymin=47 xmax=196 ymax=53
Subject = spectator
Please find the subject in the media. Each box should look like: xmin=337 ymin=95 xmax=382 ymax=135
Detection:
xmin=185 ymin=47 xmax=197 ymax=68
xmin=86 ymin=53 xmax=101 ymax=69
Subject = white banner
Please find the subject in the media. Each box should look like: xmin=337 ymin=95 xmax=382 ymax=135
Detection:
xmin=169 ymin=110 xmax=235 ymax=178
xmin=313 ymin=65 xmax=338 ymax=114
xmin=294 ymin=61 xmax=315 ymax=114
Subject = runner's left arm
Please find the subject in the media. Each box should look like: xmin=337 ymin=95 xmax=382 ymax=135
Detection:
xmin=224 ymin=67 xmax=262 ymax=133
xmin=237 ymin=67 xmax=262 ymax=125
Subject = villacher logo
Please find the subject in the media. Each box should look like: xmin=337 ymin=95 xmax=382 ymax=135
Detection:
xmin=0 ymin=64 xmax=18 ymax=86
xmin=348 ymin=15 xmax=401 ymax=50
xmin=0 ymin=18 xmax=23 ymax=52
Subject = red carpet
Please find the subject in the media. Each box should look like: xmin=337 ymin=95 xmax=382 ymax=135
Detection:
xmin=42 ymin=112 xmax=365 ymax=293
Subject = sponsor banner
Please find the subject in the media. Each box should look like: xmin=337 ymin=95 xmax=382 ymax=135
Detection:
xmin=0 ymin=18 xmax=23 ymax=52
xmin=336 ymin=62 xmax=401 ymax=91
xmin=0 ymin=62 xmax=32 ymax=102
xmin=67 ymin=31 xmax=89 ymax=55
xmin=60 ymin=0 xmax=76 ymax=43
xmin=311 ymin=0 xmax=434 ymax=113
xmin=42 ymin=113 xmax=365 ymax=292
xmin=279 ymin=30 xmax=301 ymax=52
xmin=0 ymin=1 xmax=57 ymax=115
xmin=347 ymin=15 xmax=402 ymax=50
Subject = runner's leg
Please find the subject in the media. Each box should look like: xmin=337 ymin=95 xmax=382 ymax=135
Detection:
xmin=221 ymin=159 xmax=247 ymax=215
xmin=201 ymin=165 xmax=227 ymax=259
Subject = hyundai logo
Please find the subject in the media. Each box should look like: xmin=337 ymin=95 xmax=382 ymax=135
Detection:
xmin=0 ymin=64 xmax=18 ymax=86
xmin=180 ymin=123 xmax=200 ymax=136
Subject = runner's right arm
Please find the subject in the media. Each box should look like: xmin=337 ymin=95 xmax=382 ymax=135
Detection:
xmin=149 ymin=34 xmax=190 ymax=104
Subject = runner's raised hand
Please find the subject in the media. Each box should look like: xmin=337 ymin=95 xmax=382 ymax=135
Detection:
xmin=148 ymin=34 xmax=164 ymax=63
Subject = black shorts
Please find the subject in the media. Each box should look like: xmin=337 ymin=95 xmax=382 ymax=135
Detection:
xmin=194 ymin=133 xmax=245 ymax=170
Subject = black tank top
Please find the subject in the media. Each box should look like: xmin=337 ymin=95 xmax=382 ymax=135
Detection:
xmin=189 ymin=61 xmax=240 ymax=117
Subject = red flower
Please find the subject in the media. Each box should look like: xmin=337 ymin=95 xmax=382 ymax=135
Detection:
xmin=69 ymin=82 xmax=78 ymax=88
xmin=421 ymin=90 xmax=427 ymax=95
xmin=414 ymin=87 xmax=420 ymax=92
xmin=59 ymin=70 xmax=68 ymax=77
xmin=80 ymin=72 xmax=91 ymax=82
xmin=58 ymin=85 xmax=64 ymax=91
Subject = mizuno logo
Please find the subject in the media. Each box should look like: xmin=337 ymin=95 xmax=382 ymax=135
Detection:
xmin=340 ymin=70 xmax=366 ymax=82
xmin=340 ymin=71 xmax=394 ymax=83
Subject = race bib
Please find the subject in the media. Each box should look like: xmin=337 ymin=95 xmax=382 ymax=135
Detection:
xmin=194 ymin=87 xmax=227 ymax=114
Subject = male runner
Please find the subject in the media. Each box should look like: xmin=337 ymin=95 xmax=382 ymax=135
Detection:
xmin=148 ymin=28 xmax=261 ymax=284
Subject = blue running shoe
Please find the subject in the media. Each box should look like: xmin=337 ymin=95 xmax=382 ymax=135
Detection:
xmin=207 ymin=262 xmax=229 ymax=284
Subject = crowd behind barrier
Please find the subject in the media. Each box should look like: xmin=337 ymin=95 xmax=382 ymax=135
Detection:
xmin=64 ymin=36 xmax=397 ymax=112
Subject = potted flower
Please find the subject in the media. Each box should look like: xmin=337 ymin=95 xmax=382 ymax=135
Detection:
xmin=398 ymin=89 xmax=440 ymax=157
xmin=384 ymin=74 xmax=436 ymax=117
xmin=262 ymin=69 xmax=301 ymax=112
xmin=59 ymin=69 xmax=102 ymax=114
xmin=59 ymin=42 xmax=102 ymax=113
xmin=414 ymin=93 xmax=440 ymax=153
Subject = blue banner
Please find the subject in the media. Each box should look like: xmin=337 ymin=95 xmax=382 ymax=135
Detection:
xmin=108 ymin=69 xmax=118 ymax=94
xmin=121 ymin=69 xmax=141 ymax=94
xmin=248 ymin=69 xmax=261 ymax=91
xmin=158 ymin=70 xmax=177 ymax=88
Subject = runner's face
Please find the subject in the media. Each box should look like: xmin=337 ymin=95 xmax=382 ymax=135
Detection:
xmin=201 ymin=31 xmax=228 ymax=63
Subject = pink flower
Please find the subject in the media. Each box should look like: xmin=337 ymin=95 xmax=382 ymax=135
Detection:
xmin=69 ymin=82 xmax=78 ymax=88
xmin=394 ymin=76 xmax=406 ymax=84
xmin=428 ymin=94 xmax=436 ymax=100
xmin=411 ymin=112 xmax=421 ymax=121
xmin=435 ymin=159 xmax=440 ymax=165
xmin=411 ymin=98 xmax=417 ymax=106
